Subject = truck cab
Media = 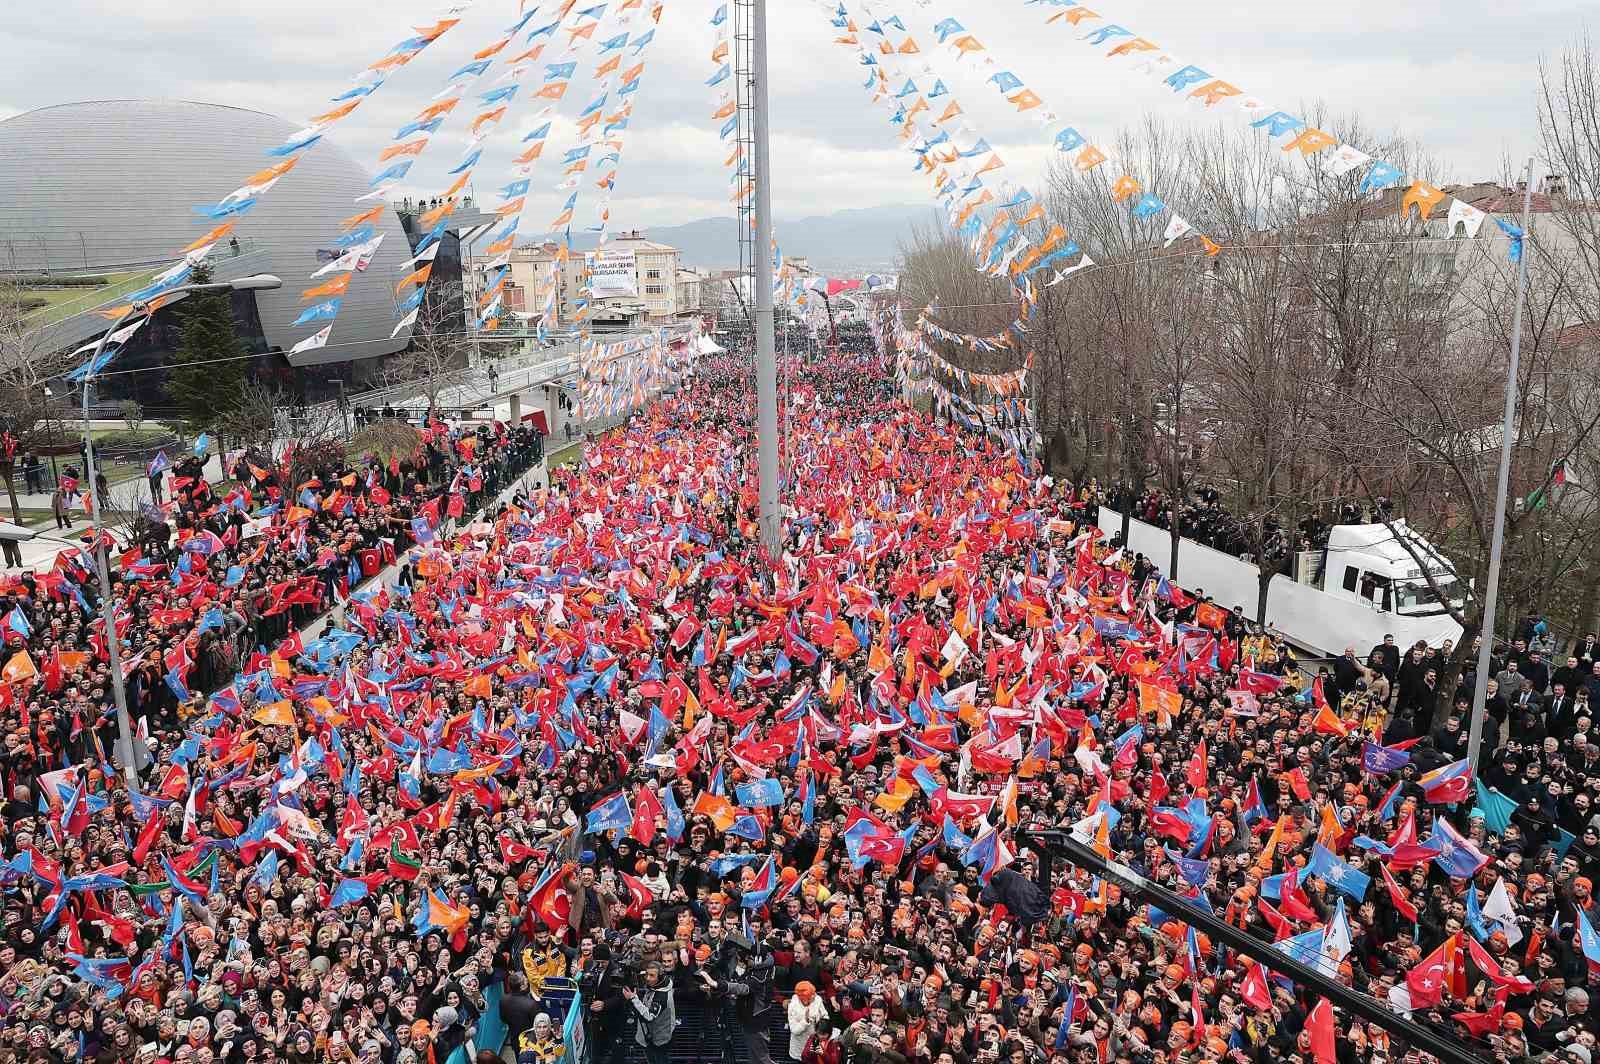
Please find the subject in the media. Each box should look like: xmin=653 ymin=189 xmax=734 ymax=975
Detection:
xmin=1318 ymin=521 xmax=1464 ymax=618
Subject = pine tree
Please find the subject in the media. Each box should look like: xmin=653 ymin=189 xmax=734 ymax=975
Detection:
xmin=166 ymin=265 xmax=247 ymax=438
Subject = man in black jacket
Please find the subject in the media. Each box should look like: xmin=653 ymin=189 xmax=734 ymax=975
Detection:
xmin=1330 ymin=648 xmax=1364 ymax=710
xmin=1368 ymin=634 xmax=1400 ymax=699
xmin=703 ymin=941 xmax=776 ymax=1064
xmin=499 ymin=973 xmax=540 ymax=1053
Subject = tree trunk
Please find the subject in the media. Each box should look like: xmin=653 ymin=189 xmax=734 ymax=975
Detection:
xmin=1255 ymin=564 xmax=1273 ymax=626
xmin=1168 ymin=501 xmax=1180 ymax=581
xmin=1575 ymin=566 xmax=1600 ymax=649
xmin=1432 ymin=633 xmax=1476 ymax=730
xmin=2 ymin=466 xmax=18 ymax=524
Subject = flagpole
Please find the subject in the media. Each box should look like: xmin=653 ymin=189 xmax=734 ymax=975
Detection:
xmin=81 ymin=309 xmax=139 ymax=789
xmin=79 ymin=274 xmax=280 ymax=788
xmin=751 ymin=0 xmax=781 ymax=553
xmin=1466 ymin=157 xmax=1535 ymax=781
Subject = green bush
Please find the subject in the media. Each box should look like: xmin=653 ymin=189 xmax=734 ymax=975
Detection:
xmin=94 ymin=428 xmax=179 ymax=454
xmin=11 ymin=274 xmax=111 ymax=288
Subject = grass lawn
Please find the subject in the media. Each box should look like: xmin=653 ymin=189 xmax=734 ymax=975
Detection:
xmin=20 ymin=271 xmax=158 ymax=326
xmin=547 ymin=439 xmax=585 ymax=468
xmin=5 ymin=509 xmax=62 ymax=528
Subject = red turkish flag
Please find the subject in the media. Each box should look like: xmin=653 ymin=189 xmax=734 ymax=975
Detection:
xmin=621 ymin=872 xmax=654 ymax=920
xmin=631 ymin=786 xmax=662 ymax=846
xmin=499 ymin=836 xmax=540 ymax=866
xmin=671 ymin=616 xmax=700 ymax=651
xmin=1405 ymin=941 xmax=1451 ymax=1007
xmin=1305 ymin=998 xmax=1336 ymax=1064
xmin=1380 ymin=863 xmax=1419 ymax=923
xmin=1240 ymin=963 xmax=1272 ymax=1011
xmin=1279 ymin=870 xmax=1319 ymax=924
xmin=1186 ymin=738 xmax=1208 ymax=790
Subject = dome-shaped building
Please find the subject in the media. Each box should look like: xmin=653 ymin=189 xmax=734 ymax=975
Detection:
xmin=0 ymin=99 xmax=417 ymax=370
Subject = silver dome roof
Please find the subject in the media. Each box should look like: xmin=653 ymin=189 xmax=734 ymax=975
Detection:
xmin=0 ymin=99 xmax=416 ymax=364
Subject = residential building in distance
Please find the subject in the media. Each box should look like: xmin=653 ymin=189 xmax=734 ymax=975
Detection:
xmin=494 ymin=230 xmax=683 ymax=331
xmin=675 ymin=268 xmax=703 ymax=316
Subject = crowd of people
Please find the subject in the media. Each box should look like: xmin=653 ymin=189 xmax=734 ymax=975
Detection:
xmin=1104 ymin=488 xmax=1416 ymax=577
xmin=0 ymin=338 xmax=1595 ymax=1064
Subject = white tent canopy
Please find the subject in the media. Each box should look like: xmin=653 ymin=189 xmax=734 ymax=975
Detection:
xmin=695 ymin=335 xmax=725 ymax=355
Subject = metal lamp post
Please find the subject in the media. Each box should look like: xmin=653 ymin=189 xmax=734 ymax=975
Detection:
xmin=750 ymin=0 xmax=781 ymax=552
xmin=1466 ymin=160 xmax=1536 ymax=779
xmin=80 ymin=273 xmax=281 ymax=786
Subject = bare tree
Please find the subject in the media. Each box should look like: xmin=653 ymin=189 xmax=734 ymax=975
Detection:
xmin=1539 ymin=34 xmax=1600 ymax=330
xmin=223 ymin=379 xmax=286 ymax=453
xmin=382 ymin=287 xmax=469 ymax=417
xmin=0 ymin=284 xmax=73 ymax=522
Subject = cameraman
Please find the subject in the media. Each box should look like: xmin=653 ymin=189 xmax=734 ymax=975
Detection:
xmin=701 ymin=936 xmax=776 ymax=1064
xmin=623 ymin=959 xmax=676 ymax=1064
xmin=579 ymin=944 xmax=628 ymax=1064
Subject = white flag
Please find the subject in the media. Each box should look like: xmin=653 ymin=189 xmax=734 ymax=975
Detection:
xmin=355 ymin=183 xmax=398 ymax=204
xmin=354 ymin=234 xmax=386 ymax=272
xmin=1162 ymin=215 xmax=1193 ymax=247
xmin=291 ymin=325 xmax=331 ymax=354
xmin=1323 ymin=144 xmax=1371 ymax=177
xmin=391 ymin=309 xmax=420 ymax=339
xmin=1446 ymin=198 xmax=1488 ymax=239
xmin=1044 ymin=254 xmax=1096 ymax=287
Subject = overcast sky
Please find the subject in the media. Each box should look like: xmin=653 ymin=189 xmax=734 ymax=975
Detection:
xmin=1 ymin=0 xmax=1587 ymax=231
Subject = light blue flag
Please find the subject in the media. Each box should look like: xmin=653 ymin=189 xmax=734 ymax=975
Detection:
xmin=1472 ymin=779 xmax=1518 ymax=835
xmin=292 ymin=301 xmax=341 ymax=326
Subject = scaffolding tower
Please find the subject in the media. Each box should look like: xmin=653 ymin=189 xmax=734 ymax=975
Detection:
xmin=731 ymin=0 xmax=758 ymax=341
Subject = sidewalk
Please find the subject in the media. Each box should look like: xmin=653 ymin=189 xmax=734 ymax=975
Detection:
xmin=2 ymin=452 xmax=225 ymax=575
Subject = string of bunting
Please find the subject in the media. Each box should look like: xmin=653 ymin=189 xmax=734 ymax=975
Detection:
xmin=88 ymin=1 xmax=476 ymax=364
xmin=916 ymin=307 xmax=1017 ymax=353
xmin=707 ymin=6 xmax=750 ymax=222
xmin=834 ymin=0 xmax=1039 ymax=405
xmin=1014 ymin=0 xmax=1526 ymax=261
xmin=582 ymin=0 xmax=664 ymax=238
xmin=838 ymin=3 xmax=1047 ymax=371
xmin=908 ymin=5 xmax=1216 ymax=270
xmin=294 ymin=6 xmax=560 ymax=354
xmin=893 ymin=3 xmax=1210 ymax=280
xmin=569 ymin=1 xmax=669 ymax=408
xmin=526 ymin=1 xmax=635 ymax=341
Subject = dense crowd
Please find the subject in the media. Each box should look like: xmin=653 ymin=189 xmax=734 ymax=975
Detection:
xmin=0 ymin=340 xmax=1596 ymax=1064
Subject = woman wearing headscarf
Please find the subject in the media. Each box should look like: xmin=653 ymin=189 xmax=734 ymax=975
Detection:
xmin=788 ymin=981 xmax=830 ymax=1061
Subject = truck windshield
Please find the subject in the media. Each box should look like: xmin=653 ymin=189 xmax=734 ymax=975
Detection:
xmin=1395 ymin=576 xmax=1459 ymax=614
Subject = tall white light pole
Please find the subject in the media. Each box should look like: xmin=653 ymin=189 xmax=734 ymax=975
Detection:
xmin=1466 ymin=159 xmax=1536 ymax=778
xmin=80 ymin=273 xmax=282 ymax=786
xmin=751 ymin=0 xmax=781 ymax=552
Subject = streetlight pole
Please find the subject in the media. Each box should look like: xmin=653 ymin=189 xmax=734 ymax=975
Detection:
xmin=1467 ymin=158 xmax=1536 ymax=779
xmin=750 ymin=0 xmax=781 ymax=553
xmin=79 ymin=274 xmax=281 ymax=787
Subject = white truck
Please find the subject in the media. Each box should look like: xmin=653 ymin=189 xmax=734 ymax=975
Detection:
xmin=1097 ymin=507 xmax=1465 ymax=658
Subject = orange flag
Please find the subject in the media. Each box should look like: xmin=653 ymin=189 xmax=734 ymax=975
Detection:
xmin=1312 ymin=703 xmax=1348 ymax=737
xmin=691 ymin=792 xmax=737 ymax=831
xmin=2 ymin=651 xmax=37 ymax=684
xmin=340 ymin=205 xmax=385 ymax=231
xmin=394 ymin=266 xmax=433 ymax=294
xmin=378 ymin=138 xmax=428 ymax=162
xmin=303 ymin=275 xmax=352 ymax=300
xmin=253 ymin=700 xmax=295 ymax=726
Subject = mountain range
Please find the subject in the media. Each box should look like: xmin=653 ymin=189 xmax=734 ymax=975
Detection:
xmin=553 ymin=204 xmax=942 ymax=274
